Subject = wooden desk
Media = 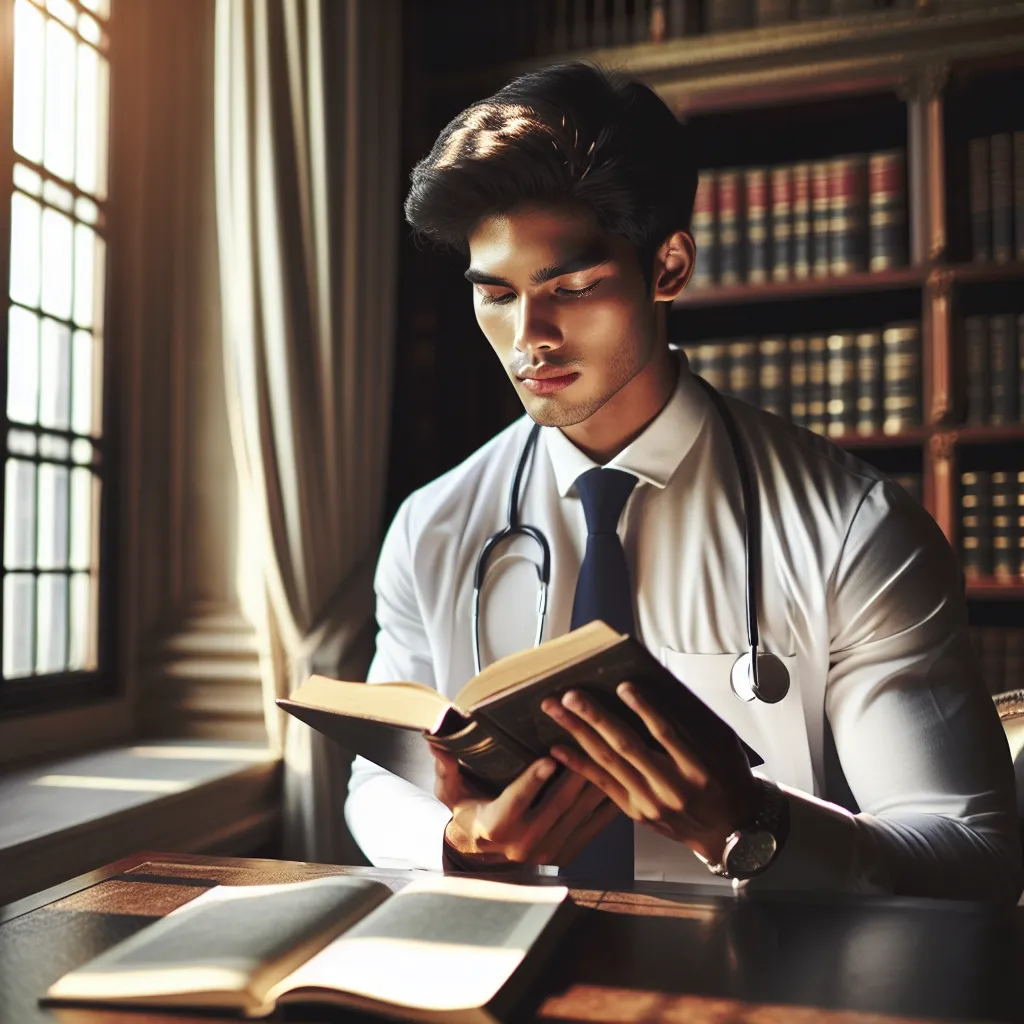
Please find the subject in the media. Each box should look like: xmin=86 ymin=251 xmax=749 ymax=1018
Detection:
xmin=2 ymin=852 xmax=1022 ymax=1024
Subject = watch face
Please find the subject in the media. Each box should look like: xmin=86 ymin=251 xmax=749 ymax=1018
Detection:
xmin=725 ymin=829 xmax=777 ymax=876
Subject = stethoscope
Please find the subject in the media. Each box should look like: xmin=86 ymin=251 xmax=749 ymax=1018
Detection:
xmin=471 ymin=375 xmax=791 ymax=705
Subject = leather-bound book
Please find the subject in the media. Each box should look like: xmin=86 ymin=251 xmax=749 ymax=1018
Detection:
xmin=811 ymin=160 xmax=831 ymax=277
xmin=990 ymin=133 xmax=1014 ymax=265
xmin=882 ymin=321 xmax=921 ymax=435
xmin=961 ymin=470 xmax=992 ymax=580
xmin=745 ymin=167 xmax=770 ymax=284
xmin=869 ymin=149 xmax=907 ymax=271
xmin=789 ymin=335 xmax=808 ymax=426
xmin=807 ymin=334 xmax=828 ymax=434
xmin=989 ymin=314 xmax=1018 ymax=425
xmin=717 ymin=169 xmax=745 ymax=285
xmin=855 ymin=329 xmax=883 ymax=435
xmin=758 ymin=336 xmax=789 ymax=417
xmin=729 ymin=337 xmax=759 ymax=406
xmin=691 ymin=170 xmax=718 ymax=288
xmin=1015 ymin=132 xmax=1024 ymax=262
xmin=703 ymin=340 xmax=730 ymax=392
xmin=791 ymin=162 xmax=812 ymax=279
xmin=829 ymin=155 xmax=868 ymax=276
xmin=771 ymin=165 xmax=793 ymax=282
xmin=969 ymin=137 xmax=991 ymax=262
xmin=991 ymin=470 xmax=1016 ymax=579
xmin=826 ymin=332 xmax=857 ymax=437
xmin=965 ymin=315 xmax=990 ymax=425
xmin=756 ymin=0 xmax=792 ymax=24
xmin=705 ymin=0 xmax=755 ymax=32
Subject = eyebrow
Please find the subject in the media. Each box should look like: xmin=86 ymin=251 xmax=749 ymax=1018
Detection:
xmin=464 ymin=245 xmax=611 ymax=288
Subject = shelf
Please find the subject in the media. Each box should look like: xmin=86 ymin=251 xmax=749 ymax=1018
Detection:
xmin=675 ymin=267 xmax=925 ymax=309
xmin=965 ymin=578 xmax=1024 ymax=601
xmin=947 ymin=263 xmax=1024 ymax=286
xmin=831 ymin=429 xmax=928 ymax=449
xmin=951 ymin=425 xmax=1024 ymax=445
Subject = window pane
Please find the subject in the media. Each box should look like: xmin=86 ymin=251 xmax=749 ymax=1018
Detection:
xmin=44 ymin=18 xmax=76 ymax=180
xmin=8 ymin=306 xmax=40 ymax=424
xmin=74 ymin=196 xmax=99 ymax=224
xmin=71 ymin=329 xmax=96 ymax=434
xmin=39 ymin=433 xmax=69 ymax=460
xmin=10 ymin=193 xmax=41 ymax=308
xmin=37 ymin=462 xmax=69 ymax=569
xmin=36 ymin=572 xmax=68 ymax=672
xmin=8 ymin=428 xmax=37 ymax=457
xmin=13 ymin=163 xmax=43 ymax=197
xmin=41 ymin=207 xmax=73 ymax=319
xmin=73 ymin=223 xmax=98 ymax=328
xmin=4 ymin=573 xmax=35 ymax=678
xmin=76 ymin=43 xmax=109 ymax=198
xmin=42 ymin=178 xmax=73 ymax=211
xmin=69 ymin=466 xmax=94 ymax=570
xmin=68 ymin=571 xmax=96 ymax=670
xmin=71 ymin=437 xmax=93 ymax=464
xmin=78 ymin=13 xmax=101 ymax=45
xmin=4 ymin=459 xmax=36 ymax=569
xmin=80 ymin=0 xmax=110 ymax=20
xmin=13 ymin=0 xmax=45 ymax=164
xmin=46 ymin=0 xmax=76 ymax=26
xmin=39 ymin=318 xmax=71 ymax=429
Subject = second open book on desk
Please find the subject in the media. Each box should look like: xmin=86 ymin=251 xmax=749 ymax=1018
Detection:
xmin=278 ymin=620 xmax=762 ymax=794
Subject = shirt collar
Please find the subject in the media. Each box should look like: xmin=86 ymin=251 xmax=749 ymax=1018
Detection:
xmin=542 ymin=351 xmax=710 ymax=498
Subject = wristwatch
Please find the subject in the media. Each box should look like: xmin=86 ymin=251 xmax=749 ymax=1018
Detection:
xmin=704 ymin=777 xmax=790 ymax=880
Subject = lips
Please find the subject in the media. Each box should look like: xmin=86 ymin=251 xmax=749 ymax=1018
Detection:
xmin=518 ymin=370 xmax=580 ymax=395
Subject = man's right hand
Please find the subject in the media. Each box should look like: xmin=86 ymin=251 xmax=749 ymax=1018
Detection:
xmin=433 ymin=751 xmax=620 ymax=867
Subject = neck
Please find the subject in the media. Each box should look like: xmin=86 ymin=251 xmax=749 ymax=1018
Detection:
xmin=561 ymin=336 xmax=678 ymax=465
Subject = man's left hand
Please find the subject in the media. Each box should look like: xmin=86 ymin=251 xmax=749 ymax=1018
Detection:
xmin=541 ymin=682 xmax=759 ymax=865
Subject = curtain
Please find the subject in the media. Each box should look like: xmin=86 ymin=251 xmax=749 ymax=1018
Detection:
xmin=214 ymin=0 xmax=401 ymax=861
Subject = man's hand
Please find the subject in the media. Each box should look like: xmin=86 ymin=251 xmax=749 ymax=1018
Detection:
xmin=541 ymin=682 xmax=759 ymax=865
xmin=433 ymin=751 xmax=619 ymax=867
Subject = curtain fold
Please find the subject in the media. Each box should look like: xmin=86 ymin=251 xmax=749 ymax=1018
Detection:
xmin=214 ymin=0 xmax=401 ymax=861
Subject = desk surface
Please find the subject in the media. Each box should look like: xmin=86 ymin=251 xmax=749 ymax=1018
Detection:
xmin=2 ymin=852 xmax=1022 ymax=1024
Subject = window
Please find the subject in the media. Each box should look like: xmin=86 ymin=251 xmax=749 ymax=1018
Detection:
xmin=3 ymin=0 xmax=111 ymax=710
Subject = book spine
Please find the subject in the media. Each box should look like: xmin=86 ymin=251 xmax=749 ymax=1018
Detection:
xmin=758 ymin=336 xmax=789 ymax=417
xmin=829 ymin=155 xmax=868 ymax=276
xmin=991 ymin=133 xmax=1014 ymax=265
xmin=691 ymin=170 xmax=718 ymax=288
xmin=706 ymin=0 xmax=754 ymax=32
xmin=811 ymin=160 xmax=831 ymax=278
xmin=1015 ymin=132 xmax=1024 ymax=263
xmin=890 ymin=472 xmax=923 ymax=505
xmin=770 ymin=165 xmax=793 ymax=282
xmin=1018 ymin=470 xmax=1024 ymax=578
xmin=791 ymin=162 xmax=811 ymax=280
xmin=703 ymin=341 xmax=730 ymax=392
xmin=882 ymin=321 xmax=921 ymax=435
xmin=964 ymin=315 xmax=990 ymax=425
xmin=426 ymin=719 xmax=534 ymax=790
xmin=855 ymin=329 xmax=883 ymax=435
xmin=991 ymin=471 xmax=1016 ymax=580
xmin=745 ymin=167 xmax=770 ymax=284
xmin=961 ymin=470 xmax=992 ymax=579
xmin=807 ymin=334 xmax=827 ymax=434
xmin=869 ymin=148 xmax=907 ymax=272
xmin=969 ymin=137 xmax=991 ymax=263
xmin=989 ymin=314 xmax=1018 ymax=425
xmin=729 ymin=338 xmax=759 ymax=406
xmin=826 ymin=332 xmax=857 ymax=437
xmin=755 ymin=0 xmax=792 ymax=25
xmin=717 ymin=169 xmax=744 ymax=285
xmin=788 ymin=335 xmax=808 ymax=426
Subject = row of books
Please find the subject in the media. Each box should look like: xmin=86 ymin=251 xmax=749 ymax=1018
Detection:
xmin=690 ymin=151 xmax=907 ymax=289
xmin=971 ymin=627 xmax=1024 ymax=697
xmin=968 ymin=133 xmax=1024 ymax=265
xmin=964 ymin=314 xmax=1024 ymax=425
xmin=681 ymin=322 xmax=921 ymax=436
xmin=960 ymin=470 xmax=1024 ymax=580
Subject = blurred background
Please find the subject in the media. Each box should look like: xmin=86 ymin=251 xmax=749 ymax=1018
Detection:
xmin=2 ymin=0 xmax=1024 ymax=905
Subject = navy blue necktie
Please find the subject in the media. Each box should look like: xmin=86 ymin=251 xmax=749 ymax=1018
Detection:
xmin=564 ymin=467 xmax=637 ymax=885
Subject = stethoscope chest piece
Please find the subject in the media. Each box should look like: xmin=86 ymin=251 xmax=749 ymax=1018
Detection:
xmin=730 ymin=652 xmax=790 ymax=705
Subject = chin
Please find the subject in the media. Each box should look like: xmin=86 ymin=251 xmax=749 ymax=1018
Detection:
xmin=522 ymin=393 xmax=607 ymax=428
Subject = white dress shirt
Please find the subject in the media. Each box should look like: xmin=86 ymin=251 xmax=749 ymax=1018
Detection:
xmin=346 ymin=353 xmax=1022 ymax=901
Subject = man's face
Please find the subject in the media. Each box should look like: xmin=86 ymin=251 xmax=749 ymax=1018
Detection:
xmin=465 ymin=204 xmax=655 ymax=428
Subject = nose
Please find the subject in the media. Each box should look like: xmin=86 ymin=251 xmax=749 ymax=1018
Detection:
xmin=513 ymin=295 xmax=562 ymax=360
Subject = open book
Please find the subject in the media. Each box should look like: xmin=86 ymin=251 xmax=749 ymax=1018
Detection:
xmin=279 ymin=620 xmax=761 ymax=794
xmin=44 ymin=874 xmax=573 ymax=1022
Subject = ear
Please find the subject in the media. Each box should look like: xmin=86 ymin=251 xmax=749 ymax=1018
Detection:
xmin=650 ymin=230 xmax=695 ymax=302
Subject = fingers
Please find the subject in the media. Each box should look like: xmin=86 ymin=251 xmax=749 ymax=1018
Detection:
xmin=488 ymin=757 xmax=557 ymax=826
xmin=529 ymin=782 xmax=610 ymax=865
xmin=616 ymin=683 xmax=708 ymax=787
xmin=432 ymin=750 xmax=487 ymax=809
xmin=550 ymin=799 xmax=622 ymax=865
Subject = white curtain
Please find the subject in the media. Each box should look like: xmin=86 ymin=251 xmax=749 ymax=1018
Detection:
xmin=214 ymin=0 xmax=401 ymax=861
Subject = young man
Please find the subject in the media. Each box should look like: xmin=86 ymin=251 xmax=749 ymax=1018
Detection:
xmin=346 ymin=61 xmax=1021 ymax=900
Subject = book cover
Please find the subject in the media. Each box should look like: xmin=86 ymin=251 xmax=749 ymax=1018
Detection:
xmin=1015 ymin=132 xmax=1024 ymax=263
xmin=691 ymin=170 xmax=718 ymax=288
xmin=788 ymin=335 xmax=808 ymax=427
xmin=729 ymin=337 xmax=759 ymax=406
xmin=770 ymin=165 xmax=793 ymax=282
xmin=829 ymin=155 xmax=868 ymax=276
xmin=869 ymin=149 xmax=907 ymax=271
xmin=826 ymin=332 xmax=857 ymax=437
xmin=991 ymin=470 xmax=1016 ymax=579
xmin=758 ymin=336 xmax=789 ymax=417
xmin=807 ymin=334 xmax=828 ymax=434
xmin=717 ymin=169 xmax=745 ymax=285
xmin=961 ymin=470 xmax=992 ymax=579
xmin=989 ymin=314 xmax=1018 ymax=425
xmin=791 ymin=162 xmax=811 ymax=279
xmin=990 ymin=133 xmax=1014 ymax=265
xmin=811 ymin=160 xmax=831 ymax=278
xmin=745 ymin=167 xmax=770 ymax=284
xmin=964 ymin=315 xmax=990 ymax=425
xmin=855 ymin=329 xmax=883 ymax=435
xmin=882 ymin=321 xmax=921 ymax=435
xmin=969 ymin=137 xmax=991 ymax=263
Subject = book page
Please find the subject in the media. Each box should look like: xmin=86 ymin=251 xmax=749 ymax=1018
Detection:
xmin=288 ymin=675 xmax=452 ymax=732
xmin=274 ymin=876 xmax=569 ymax=1013
xmin=46 ymin=876 xmax=391 ymax=1011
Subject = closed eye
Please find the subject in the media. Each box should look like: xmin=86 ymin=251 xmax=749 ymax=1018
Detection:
xmin=478 ymin=281 xmax=603 ymax=306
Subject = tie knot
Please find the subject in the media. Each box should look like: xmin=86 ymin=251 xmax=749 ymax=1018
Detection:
xmin=575 ymin=468 xmax=637 ymax=536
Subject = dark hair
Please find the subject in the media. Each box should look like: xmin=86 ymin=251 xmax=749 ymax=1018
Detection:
xmin=403 ymin=61 xmax=698 ymax=291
